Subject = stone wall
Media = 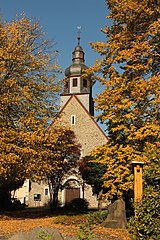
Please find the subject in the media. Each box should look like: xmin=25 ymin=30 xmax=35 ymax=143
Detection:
xmin=28 ymin=181 xmax=50 ymax=207
xmin=58 ymin=95 xmax=107 ymax=156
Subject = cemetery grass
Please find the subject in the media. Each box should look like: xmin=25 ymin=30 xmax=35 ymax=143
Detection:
xmin=0 ymin=207 xmax=131 ymax=239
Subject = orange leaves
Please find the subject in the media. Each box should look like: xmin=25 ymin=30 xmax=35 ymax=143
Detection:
xmin=0 ymin=14 xmax=62 ymax=193
xmin=0 ymin=13 xmax=61 ymax=130
xmin=84 ymin=1 xmax=159 ymax=200
xmin=0 ymin=128 xmax=35 ymax=184
xmin=25 ymin=126 xmax=81 ymax=180
xmin=0 ymin=210 xmax=131 ymax=240
xmin=88 ymin=143 xmax=134 ymax=199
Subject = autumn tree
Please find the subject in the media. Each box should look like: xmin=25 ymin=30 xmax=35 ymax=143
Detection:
xmin=85 ymin=0 xmax=160 ymax=204
xmin=0 ymin=14 xmax=61 ymax=209
xmin=27 ymin=127 xmax=81 ymax=209
xmin=79 ymin=154 xmax=106 ymax=209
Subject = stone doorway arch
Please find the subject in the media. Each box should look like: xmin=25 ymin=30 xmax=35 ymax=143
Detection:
xmin=61 ymin=178 xmax=83 ymax=206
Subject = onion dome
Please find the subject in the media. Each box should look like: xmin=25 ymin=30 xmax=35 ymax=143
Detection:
xmin=65 ymin=31 xmax=88 ymax=77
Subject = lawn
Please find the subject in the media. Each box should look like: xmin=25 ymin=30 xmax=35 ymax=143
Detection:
xmin=0 ymin=207 xmax=131 ymax=239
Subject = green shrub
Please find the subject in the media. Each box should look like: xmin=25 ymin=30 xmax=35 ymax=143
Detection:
xmin=128 ymin=186 xmax=160 ymax=240
xmin=77 ymin=221 xmax=94 ymax=240
xmin=67 ymin=198 xmax=89 ymax=211
xmin=87 ymin=210 xmax=108 ymax=225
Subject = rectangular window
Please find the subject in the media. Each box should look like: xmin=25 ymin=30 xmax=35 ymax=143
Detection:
xmin=83 ymin=79 xmax=87 ymax=88
xmin=73 ymin=78 xmax=77 ymax=87
xmin=71 ymin=115 xmax=76 ymax=125
xmin=45 ymin=188 xmax=49 ymax=196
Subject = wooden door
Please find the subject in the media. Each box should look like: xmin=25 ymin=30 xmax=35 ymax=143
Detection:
xmin=65 ymin=188 xmax=80 ymax=204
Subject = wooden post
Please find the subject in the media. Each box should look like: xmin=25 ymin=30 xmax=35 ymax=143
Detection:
xmin=132 ymin=161 xmax=144 ymax=202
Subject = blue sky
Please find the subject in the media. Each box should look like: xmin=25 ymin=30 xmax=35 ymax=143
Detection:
xmin=1 ymin=0 xmax=109 ymax=130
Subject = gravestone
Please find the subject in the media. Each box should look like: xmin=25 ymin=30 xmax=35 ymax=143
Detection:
xmin=102 ymin=199 xmax=127 ymax=228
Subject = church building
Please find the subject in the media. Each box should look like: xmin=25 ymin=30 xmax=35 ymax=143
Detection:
xmin=49 ymin=33 xmax=108 ymax=207
xmin=14 ymin=33 xmax=108 ymax=208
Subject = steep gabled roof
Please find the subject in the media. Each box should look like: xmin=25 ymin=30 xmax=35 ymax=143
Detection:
xmin=53 ymin=94 xmax=108 ymax=140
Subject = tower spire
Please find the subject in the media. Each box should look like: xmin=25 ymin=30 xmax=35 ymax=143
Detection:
xmin=62 ymin=31 xmax=94 ymax=115
xmin=77 ymin=26 xmax=81 ymax=45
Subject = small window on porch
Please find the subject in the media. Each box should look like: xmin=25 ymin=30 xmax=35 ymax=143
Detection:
xmin=45 ymin=188 xmax=49 ymax=196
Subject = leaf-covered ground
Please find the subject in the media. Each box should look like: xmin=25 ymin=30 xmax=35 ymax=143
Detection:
xmin=0 ymin=207 xmax=131 ymax=239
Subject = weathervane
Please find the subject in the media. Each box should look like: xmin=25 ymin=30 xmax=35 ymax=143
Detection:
xmin=77 ymin=26 xmax=81 ymax=45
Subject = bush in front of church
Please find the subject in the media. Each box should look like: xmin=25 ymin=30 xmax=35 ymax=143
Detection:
xmin=68 ymin=198 xmax=89 ymax=211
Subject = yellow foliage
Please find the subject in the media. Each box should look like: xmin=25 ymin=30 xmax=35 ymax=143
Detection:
xmin=84 ymin=0 xmax=160 ymax=199
xmin=0 ymin=14 xmax=61 ymax=191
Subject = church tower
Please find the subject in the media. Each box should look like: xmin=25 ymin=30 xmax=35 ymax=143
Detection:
xmin=56 ymin=32 xmax=107 ymax=207
xmin=60 ymin=31 xmax=94 ymax=116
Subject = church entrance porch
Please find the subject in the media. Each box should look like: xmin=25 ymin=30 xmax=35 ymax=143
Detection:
xmin=61 ymin=178 xmax=83 ymax=206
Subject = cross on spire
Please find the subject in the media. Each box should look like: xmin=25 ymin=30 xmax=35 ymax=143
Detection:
xmin=77 ymin=26 xmax=81 ymax=45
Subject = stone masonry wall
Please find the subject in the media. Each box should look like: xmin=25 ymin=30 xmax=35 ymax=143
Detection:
xmin=57 ymin=96 xmax=107 ymax=156
xmin=54 ymin=96 xmax=107 ymax=208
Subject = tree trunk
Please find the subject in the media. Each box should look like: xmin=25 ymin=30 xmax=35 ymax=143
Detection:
xmin=98 ymin=190 xmax=103 ymax=210
xmin=52 ymin=184 xmax=59 ymax=209
xmin=48 ymin=176 xmax=60 ymax=210
xmin=0 ymin=188 xmax=11 ymax=210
